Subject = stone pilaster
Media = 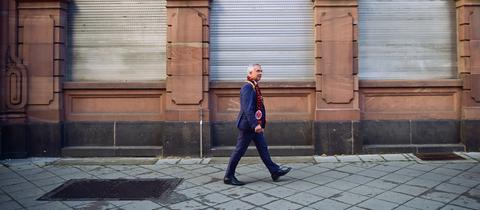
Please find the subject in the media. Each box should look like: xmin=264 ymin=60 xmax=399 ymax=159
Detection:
xmin=457 ymin=0 xmax=480 ymax=151
xmin=164 ymin=0 xmax=210 ymax=156
xmin=313 ymin=0 xmax=359 ymax=121
xmin=313 ymin=0 xmax=360 ymax=155
xmin=17 ymin=0 xmax=68 ymax=122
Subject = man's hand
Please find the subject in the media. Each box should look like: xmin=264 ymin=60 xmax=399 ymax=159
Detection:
xmin=255 ymin=124 xmax=264 ymax=133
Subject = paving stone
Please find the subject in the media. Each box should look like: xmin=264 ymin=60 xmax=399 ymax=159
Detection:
xmin=420 ymin=190 xmax=459 ymax=203
xmin=73 ymin=201 xmax=116 ymax=209
xmin=191 ymin=166 xmax=222 ymax=175
xmin=241 ymin=192 xmax=278 ymax=206
xmin=306 ymin=186 xmax=342 ymax=198
xmin=380 ymin=173 xmax=414 ymax=184
xmin=357 ymin=169 xmax=389 ymax=178
xmin=325 ymin=180 xmax=360 ymax=191
xmin=284 ymin=168 xmax=315 ymax=179
xmin=156 ymin=159 xmax=180 ymax=165
xmin=394 ymin=205 xmax=421 ymax=210
xmin=1 ymin=182 xmax=38 ymax=193
xmin=214 ymin=199 xmax=255 ymax=210
xmin=298 ymin=165 xmax=330 ymax=174
xmin=0 ymin=193 xmax=12 ymax=203
xmin=381 ymin=154 xmax=410 ymax=161
xmin=193 ymin=192 xmax=232 ymax=206
xmin=336 ymin=155 xmax=362 ymax=163
xmin=341 ymin=174 xmax=374 ymax=185
xmin=392 ymin=184 xmax=429 ymax=196
xmin=7 ymin=187 xmax=44 ymax=200
xmin=263 ymin=199 xmax=303 ymax=210
xmin=439 ymin=204 xmax=472 ymax=210
xmin=168 ymin=200 xmax=209 ymax=210
xmin=13 ymin=195 xmax=51 ymax=208
xmin=403 ymin=197 xmax=445 ymax=210
xmin=430 ymin=167 xmax=463 ymax=177
xmin=244 ymin=181 xmax=277 ymax=192
xmin=331 ymin=192 xmax=370 ymax=205
xmin=263 ymin=186 xmax=297 ymax=198
xmin=418 ymin=172 xmax=451 ymax=182
xmin=220 ymin=186 xmax=256 ymax=199
xmin=394 ymin=168 xmax=426 ymax=177
xmin=321 ymin=170 xmax=350 ymax=179
xmin=448 ymin=175 xmax=480 ymax=188
xmin=309 ymin=198 xmax=351 ymax=210
xmin=406 ymin=163 xmax=440 ymax=172
xmin=370 ymin=164 xmax=401 ymax=173
xmin=284 ymin=192 xmax=320 ymax=206
xmin=187 ymin=175 xmax=216 ymax=185
xmin=357 ymin=198 xmax=398 ymax=210
xmin=314 ymin=156 xmax=339 ymax=163
xmin=405 ymin=178 xmax=441 ymax=188
xmin=348 ymin=185 xmax=385 ymax=197
xmin=443 ymin=163 xmax=475 ymax=171
xmin=358 ymin=155 xmax=385 ymax=162
xmin=464 ymin=152 xmax=480 ymax=161
xmin=434 ymin=183 xmax=470 ymax=195
xmin=177 ymin=186 xmax=212 ymax=198
xmin=365 ymin=179 xmax=399 ymax=190
xmin=335 ymin=165 xmax=366 ymax=174
xmin=62 ymin=201 xmax=95 ymax=208
xmin=374 ymin=191 xmax=414 ymax=204
xmin=450 ymin=195 xmax=480 ymax=209
xmin=202 ymin=181 xmax=235 ymax=192
xmin=303 ymin=174 xmax=336 ymax=185
xmin=31 ymin=176 xmax=65 ymax=187
xmin=0 ymin=200 xmax=23 ymax=210
xmin=0 ymin=177 xmax=27 ymax=187
xmin=283 ymin=180 xmax=318 ymax=191
xmin=179 ymin=159 xmax=202 ymax=165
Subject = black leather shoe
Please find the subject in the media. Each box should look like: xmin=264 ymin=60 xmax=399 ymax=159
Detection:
xmin=223 ymin=176 xmax=245 ymax=186
xmin=271 ymin=167 xmax=292 ymax=182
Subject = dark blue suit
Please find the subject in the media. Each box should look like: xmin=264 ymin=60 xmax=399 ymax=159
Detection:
xmin=225 ymin=82 xmax=280 ymax=178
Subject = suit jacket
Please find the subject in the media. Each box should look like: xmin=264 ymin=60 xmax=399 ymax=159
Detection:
xmin=236 ymin=82 xmax=266 ymax=131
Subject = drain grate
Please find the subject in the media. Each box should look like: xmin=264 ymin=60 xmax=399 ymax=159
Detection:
xmin=38 ymin=178 xmax=183 ymax=201
xmin=415 ymin=153 xmax=466 ymax=161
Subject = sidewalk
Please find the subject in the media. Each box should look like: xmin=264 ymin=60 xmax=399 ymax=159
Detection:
xmin=0 ymin=153 xmax=479 ymax=210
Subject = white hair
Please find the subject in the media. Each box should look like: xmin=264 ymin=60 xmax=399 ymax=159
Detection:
xmin=247 ymin=64 xmax=261 ymax=74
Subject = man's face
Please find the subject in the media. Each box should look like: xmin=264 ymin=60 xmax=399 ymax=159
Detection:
xmin=249 ymin=65 xmax=263 ymax=81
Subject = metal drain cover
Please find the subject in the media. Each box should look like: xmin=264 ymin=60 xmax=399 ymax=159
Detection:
xmin=38 ymin=178 xmax=183 ymax=201
xmin=415 ymin=153 xmax=466 ymax=161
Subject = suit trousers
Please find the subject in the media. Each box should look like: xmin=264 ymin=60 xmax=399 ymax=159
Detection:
xmin=225 ymin=130 xmax=280 ymax=177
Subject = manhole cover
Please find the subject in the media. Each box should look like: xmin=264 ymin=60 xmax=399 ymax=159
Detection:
xmin=415 ymin=153 xmax=466 ymax=161
xmin=38 ymin=178 xmax=183 ymax=201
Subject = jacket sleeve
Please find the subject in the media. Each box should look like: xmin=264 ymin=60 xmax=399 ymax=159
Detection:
xmin=240 ymin=84 xmax=258 ymax=130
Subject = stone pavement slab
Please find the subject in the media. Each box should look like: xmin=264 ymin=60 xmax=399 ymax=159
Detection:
xmin=0 ymin=154 xmax=479 ymax=209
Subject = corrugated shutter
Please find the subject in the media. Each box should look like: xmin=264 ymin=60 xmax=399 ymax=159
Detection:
xmin=210 ymin=0 xmax=314 ymax=81
xmin=358 ymin=0 xmax=456 ymax=80
xmin=67 ymin=0 xmax=166 ymax=81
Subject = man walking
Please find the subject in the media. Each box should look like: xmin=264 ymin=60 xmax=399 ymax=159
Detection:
xmin=224 ymin=64 xmax=292 ymax=186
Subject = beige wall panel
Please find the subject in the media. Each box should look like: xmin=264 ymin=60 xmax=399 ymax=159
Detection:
xmin=361 ymin=88 xmax=461 ymax=120
xmin=65 ymin=90 xmax=165 ymax=121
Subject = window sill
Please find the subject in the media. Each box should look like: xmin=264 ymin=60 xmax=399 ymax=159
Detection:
xmin=359 ymin=79 xmax=462 ymax=88
xmin=63 ymin=81 xmax=166 ymax=90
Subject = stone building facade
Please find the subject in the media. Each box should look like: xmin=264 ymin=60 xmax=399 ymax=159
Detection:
xmin=0 ymin=0 xmax=479 ymax=158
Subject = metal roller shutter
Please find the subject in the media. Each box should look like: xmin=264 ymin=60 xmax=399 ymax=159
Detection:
xmin=210 ymin=0 xmax=314 ymax=81
xmin=358 ymin=0 xmax=457 ymax=80
xmin=67 ymin=0 xmax=166 ymax=81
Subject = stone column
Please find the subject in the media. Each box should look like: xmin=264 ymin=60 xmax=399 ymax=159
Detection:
xmin=457 ymin=0 xmax=480 ymax=151
xmin=313 ymin=0 xmax=360 ymax=155
xmin=164 ymin=0 xmax=210 ymax=156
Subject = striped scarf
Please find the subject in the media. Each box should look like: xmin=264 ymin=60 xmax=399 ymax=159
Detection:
xmin=247 ymin=76 xmax=263 ymax=125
